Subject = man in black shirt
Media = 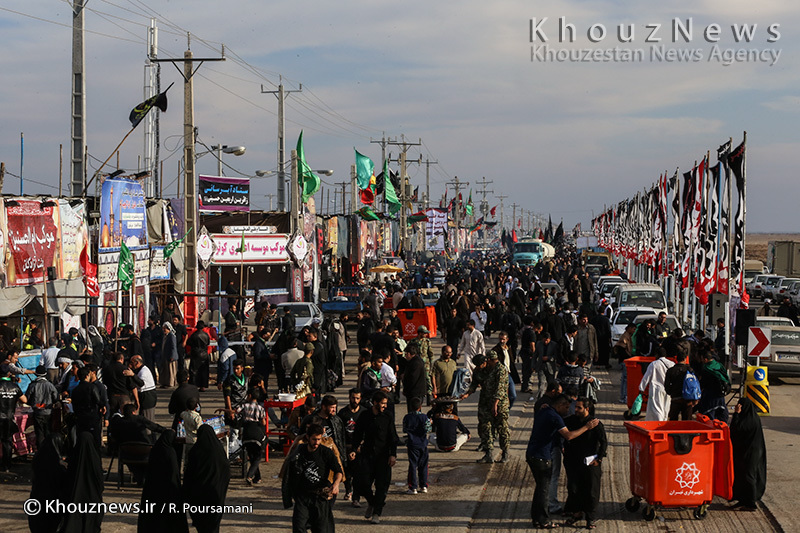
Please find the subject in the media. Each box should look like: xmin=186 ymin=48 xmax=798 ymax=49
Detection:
xmin=308 ymin=329 xmax=328 ymax=396
xmin=103 ymin=352 xmax=138 ymax=415
xmin=223 ymin=360 xmax=248 ymax=433
xmin=337 ymin=388 xmax=365 ymax=505
xmin=352 ymin=390 xmax=399 ymax=524
xmin=187 ymin=321 xmax=211 ymax=390
xmin=282 ymin=423 xmax=343 ymax=533
xmin=168 ymin=369 xmax=200 ymax=429
xmin=71 ymin=365 xmax=106 ymax=450
xmin=0 ymin=364 xmax=26 ymax=472
xmin=300 ymin=395 xmax=346 ymax=461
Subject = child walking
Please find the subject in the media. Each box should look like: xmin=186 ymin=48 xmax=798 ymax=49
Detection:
xmin=402 ymin=397 xmax=431 ymax=494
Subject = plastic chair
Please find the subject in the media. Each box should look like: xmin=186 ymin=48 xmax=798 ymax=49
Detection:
xmin=117 ymin=441 xmax=152 ymax=488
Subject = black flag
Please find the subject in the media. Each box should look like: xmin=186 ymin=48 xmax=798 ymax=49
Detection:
xmin=129 ymin=82 xmax=173 ymax=128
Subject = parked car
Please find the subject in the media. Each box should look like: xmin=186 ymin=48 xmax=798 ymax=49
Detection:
xmin=754 ymin=316 xmax=800 ymax=375
xmin=773 ymin=277 xmax=800 ymax=303
xmin=632 ymin=313 xmax=681 ymax=339
xmin=611 ymin=306 xmax=661 ymax=343
xmin=788 ymin=280 xmax=800 ymax=307
xmin=275 ymin=302 xmax=323 ymax=332
xmin=748 ymin=274 xmax=770 ymax=298
xmin=761 ymin=275 xmax=785 ymax=300
xmin=540 ymin=282 xmax=563 ymax=296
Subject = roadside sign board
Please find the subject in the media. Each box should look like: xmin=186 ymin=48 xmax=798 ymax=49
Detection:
xmin=748 ymin=327 xmax=772 ymax=358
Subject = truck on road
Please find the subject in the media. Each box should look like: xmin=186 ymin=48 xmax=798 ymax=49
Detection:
xmin=767 ymin=241 xmax=800 ymax=277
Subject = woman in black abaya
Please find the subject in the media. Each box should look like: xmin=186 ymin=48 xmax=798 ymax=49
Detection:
xmin=730 ymin=397 xmax=767 ymax=511
xmin=138 ymin=429 xmax=188 ymax=533
xmin=183 ymin=424 xmax=230 ymax=533
xmin=58 ymin=432 xmax=104 ymax=533
xmin=29 ymin=433 xmax=69 ymax=533
xmin=562 ymin=397 xmax=607 ymax=530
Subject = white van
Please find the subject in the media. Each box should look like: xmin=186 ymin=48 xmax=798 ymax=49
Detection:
xmin=610 ymin=283 xmax=668 ymax=315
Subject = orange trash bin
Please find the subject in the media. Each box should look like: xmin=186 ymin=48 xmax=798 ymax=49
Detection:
xmin=623 ymin=415 xmax=733 ymax=521
xmin=397 ymin=307 xmax=438 ymax=340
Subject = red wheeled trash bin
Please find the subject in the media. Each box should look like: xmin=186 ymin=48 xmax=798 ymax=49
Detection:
xmin=397 ymin=307 xmax=438 ymax=340
xmin=623 ymin=415 xmax=733 ymax=521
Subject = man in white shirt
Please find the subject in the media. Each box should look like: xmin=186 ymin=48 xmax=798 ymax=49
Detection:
xmin=458 ymin=319 xmax=485 ymax=376
xmin=130 ymin=355 xmax=158 ymax=424
xmin=39 ymin=336 xmax=61 ymax=384
xmin=470 ymin=304 xmax=488 ymax=337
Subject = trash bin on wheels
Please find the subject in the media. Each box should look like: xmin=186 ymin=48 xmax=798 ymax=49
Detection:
xmin=397 ymin=307 xmax=438 ymax=340
xmin=623 ymin=415 xmax=733 ymax=521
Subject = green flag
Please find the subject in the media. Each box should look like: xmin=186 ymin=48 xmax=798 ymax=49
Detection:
xmin=465 ymin=189 xmax=474 ymax=216
xmin=355 ymin=149 xmax=374 ymax=191
xmin=383 ymin=159 xmax=401 ymax=214
xmin=236 ymin=231 xmax=246 ymax=254
xmin=163 ymin=227 xmax=191 ymax=260
xmin=356 ymin=206 xmax=380 ymax=221
xmin=118 ymin=242 xmax=134 ymax=291
xmin=297 ymin=131 xmax=320 ymax=203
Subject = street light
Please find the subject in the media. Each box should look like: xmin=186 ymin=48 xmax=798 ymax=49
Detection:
xmin=210 ymin=144 xmax=246 ymax=175
xmin=256 ymin=169 xmax=333 ymax=177
xmin=257 ymin=169 xmax=334 ymax=215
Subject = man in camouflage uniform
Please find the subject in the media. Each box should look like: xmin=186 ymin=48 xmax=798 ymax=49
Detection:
xmin=405 ymin=325 xmax=435 ymax=403
xmin=461 ymin=350 xmax=510 ymax=464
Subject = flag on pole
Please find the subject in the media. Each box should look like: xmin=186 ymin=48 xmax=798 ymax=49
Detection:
xmin=129 ymin=82 xmax=173 ymax=128
xmin=355 ymin=149 xmax=374 ymax=190
xmin=383 ymin=159 xmax=401 ymax=214
xmin=465 ymin=190 xmax=473 ymax=216
xmin=717 ymin=141 xmax=732 ymax=294
xmin=236 ymin=231 xmax=246 ymax=254
xmin=297 ymin=131 xmax=320 ymax=203
xmin=163 ymin=227 xmax=192 ymax=260
xmin=118 ymin=242 xmax=134 ymax=291
xmin=490 ymin=205 xmax=497 ymax=217
xmin=729 ymin=139 xmax=747 ymax=297
xmin=356 ymin=206 xmax=380 ymax=221
xmin=80 ymin=245 xmax=99 ymax=297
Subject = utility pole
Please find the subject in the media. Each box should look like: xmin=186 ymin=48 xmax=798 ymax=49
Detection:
xmin=370 ymin=134 xmax=389 ymax=211
xmin=152 ymin=35 xmax=225 ymax=294
xmin=475 ymin=177 xmax=494 ymax=247
xmin=446 ymin=176 xmax=469 ymax=256
xmin=424 ymin=158 xmax=438 ymax=209
xmin=350 ymin=165 xmax=357 ymax=216
xmin=496 ymin=194 xmax=508 ymax=231
xmin=386 ymin=136 xmax=421 ymax=254
xmin=70 ymin=0 xmax=86 ymax=196
xmin=511 ymin=203 xmax=520 ymax=235
xmin=143 ymin=19 xmax=159 ymax=196
xmin=262 ymin=77 xmax=302 ymax=211
xmin=335 ymin=181 xmax=348 ymax=215
xmin=265 ymin=193 xmax=275 ymax=211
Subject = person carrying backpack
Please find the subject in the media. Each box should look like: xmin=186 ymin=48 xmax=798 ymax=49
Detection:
xmin=698 ymin=347 xmax=731 ymax=423
xmin=664 ymin=349 xmax=699 ymax=421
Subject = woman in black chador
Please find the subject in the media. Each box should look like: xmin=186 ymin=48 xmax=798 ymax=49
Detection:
xmin=729 ymin=397 xmax=767 ymax=511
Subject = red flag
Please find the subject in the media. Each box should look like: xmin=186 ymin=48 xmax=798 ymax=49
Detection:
xmin=360 ymin=188 xmax=375 ymax=205
xmin=490 ymin=205 xmax=497 ymax=217
xmin=512 ymin=230 xmax=518 ymax=243
xmin=80 ymin=245 xmax=100 ymax=297
xmin=517 ymin=218 xmax=521 ymax=228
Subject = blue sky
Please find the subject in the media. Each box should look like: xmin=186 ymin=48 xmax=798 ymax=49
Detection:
xmin=0 ymin=0 xmax=798 ymax=231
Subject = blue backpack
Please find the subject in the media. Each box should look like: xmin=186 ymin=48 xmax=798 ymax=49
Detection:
xmin=682 ymin=370 xmax=702 ymax=401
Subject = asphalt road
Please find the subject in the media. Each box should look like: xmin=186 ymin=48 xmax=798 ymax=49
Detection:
xmin=0 ymin=325 xmax=794 ymax=532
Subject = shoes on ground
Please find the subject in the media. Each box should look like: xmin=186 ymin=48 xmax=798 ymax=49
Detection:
xmin=371 ymin=515 xmax=381 ymax=524
xmin=496 ymin=451 xmax=510 ymax=463
xmin=351 ymin=500 xmax=362 ymax=508
xmin=476 ymin=452 xmax=494 ymax=464
xmin=364 ymin=505 xmax=374 ymax=519
xmin=420 ymin=486 xmax=428 ymax=493
xmin=406 ymin=488 xmax=418 ymax=495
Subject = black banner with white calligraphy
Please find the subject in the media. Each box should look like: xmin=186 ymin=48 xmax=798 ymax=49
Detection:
xmin=199 ymin=175 xmax=250 ymax=212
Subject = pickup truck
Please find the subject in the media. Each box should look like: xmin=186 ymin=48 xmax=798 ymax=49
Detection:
xmin=754 ymin=316 xmax=800 ymax=375
xmin=320 ymin=286 xmax=367 ymax=315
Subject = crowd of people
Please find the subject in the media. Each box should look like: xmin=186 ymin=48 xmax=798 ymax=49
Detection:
xmin=0 ymin=241 xmax=770 ymax=531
